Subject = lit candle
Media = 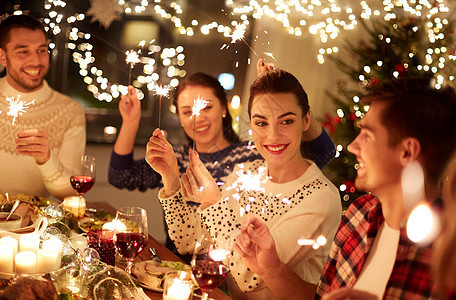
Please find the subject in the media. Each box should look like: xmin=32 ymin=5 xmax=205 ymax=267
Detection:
xmin=0 ymin=236 xmax=18 ymax=257
xmin=163 ymin=274 xmax=193 ymax=300
xmin=15 ymin=251 xmax=36 ymax=274
xmin=0 ymin=245 xmax=14 ymax=273
xmin=19 ymin=234 xmax=39 ymax=253
xmin=36 ymin=248 xmax=59 ymax=273
xmin=102 ymin=219 xmax=127 ymax=231
xmin=69 ymin=235 xmax=88 ymax=250
xmin=62 ymin=196 xmax=86 ymax=218
xmin=41 ymin=237 xmax=63 ymax=270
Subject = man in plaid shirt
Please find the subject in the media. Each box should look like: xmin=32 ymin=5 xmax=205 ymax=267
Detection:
xmin=234 ymin=77 xmax=456 ymax=299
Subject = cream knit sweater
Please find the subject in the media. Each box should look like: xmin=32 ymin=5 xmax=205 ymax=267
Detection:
xmin=0 ymin=78 xmax=86 ymax=199
xmin=160 ymin=160 xmax=341 ymax=300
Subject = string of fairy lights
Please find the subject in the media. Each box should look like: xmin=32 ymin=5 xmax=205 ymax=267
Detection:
xmin=28 ymin=0 xmax=455 ymax=103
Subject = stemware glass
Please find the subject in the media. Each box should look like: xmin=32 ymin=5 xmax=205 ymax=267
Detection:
xmin=70 ymin=155 xmax=96 ymax=209
xmin=113 ymin=207 xmax=148 ymax=274
xmin=191 ymin=234 xmax=230 ymax=300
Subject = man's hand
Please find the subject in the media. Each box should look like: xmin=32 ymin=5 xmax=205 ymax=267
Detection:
xmin=15 ymin=129 xmax=51 ymax=165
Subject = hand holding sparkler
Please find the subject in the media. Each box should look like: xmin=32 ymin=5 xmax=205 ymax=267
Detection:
xmin=257 ymin=58 xmax=277 ymax=76
xmin=234 ymin=215 xmax=282 ymax=276
xmin=181 ymin=148 xmax=221 ymax=208
xmin=119 ymin=86 xmax=141 ymax=125
xmin=145 ymin=128 xmax=180 ymax=197
xmin=15 ymin=129 xmax=51 ymax=165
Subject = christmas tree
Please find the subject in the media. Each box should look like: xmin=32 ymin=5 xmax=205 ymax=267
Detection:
xmin=322 ymin=1 xmax=456 ymax=211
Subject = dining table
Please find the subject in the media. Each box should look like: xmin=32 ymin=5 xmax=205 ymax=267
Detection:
xmin=87 ymin=202 xmax=232 ymax=300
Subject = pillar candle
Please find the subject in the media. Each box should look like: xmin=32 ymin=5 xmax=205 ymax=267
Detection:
xmin=15 ymin=251 xmax=36 ymax=274
xmin=41 ymin=238 xmax=63 ymax=270
xmin=0 ymin=236 xmax=18 ymax=257
xmin=36 ymin=248 xmax=59 ymax=273
xmin=0 ymin=245 xmax=13 ymax=273
xmin=19 ymin=234 xmax=39 ymax=253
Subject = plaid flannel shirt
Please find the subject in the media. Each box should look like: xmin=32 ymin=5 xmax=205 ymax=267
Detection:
xmin=315 ymin=194 xmax=437 ymax=299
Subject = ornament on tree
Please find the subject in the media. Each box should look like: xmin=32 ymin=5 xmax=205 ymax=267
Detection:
xmin=86 ymin=0 xmax=123 ymax=29
xmin=394 ymin=63 xmax=408 ymax=77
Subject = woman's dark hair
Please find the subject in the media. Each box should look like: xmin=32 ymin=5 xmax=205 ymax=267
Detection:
xmin=248 ymin=70 xmax=310 ymax=118
xmin=173 ymin=72 xmax=240 ymax=145
xmin=0 ymin=14 xmax=46 ymax=49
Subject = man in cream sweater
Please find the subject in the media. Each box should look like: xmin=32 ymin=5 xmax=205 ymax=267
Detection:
xmin=0 ymin=14 xmax=85 ymax=199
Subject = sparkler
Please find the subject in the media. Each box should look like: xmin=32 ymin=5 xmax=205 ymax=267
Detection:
xmin=221 ymin=24 xmax=258 ymax=59
xmin=125 ymin=50 xmax=140 ymax=85
xmin=298 ymin=235 xmax=327 ymax=250
xmin=190 ymin=95 xmax=209 ymax=151
xmin=4 ymin=95 xmax=35 ymax=125
xmin=153 ymin=83 xmax=172 ymax=128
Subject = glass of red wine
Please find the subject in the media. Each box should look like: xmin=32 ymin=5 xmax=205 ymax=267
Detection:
xmin=191 ymin=234 xmax=230 ymax=300
xmin=113 ymin=207 xmax=148 ymax=274
xmin=70 ymin=155 xmax=95 ymax=215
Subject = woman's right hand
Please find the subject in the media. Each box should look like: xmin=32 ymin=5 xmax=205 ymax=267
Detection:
xmin=146 ymin=128 xmax=180 ymax=196
xmin=119 ymin=85 xmax=141 ymax=126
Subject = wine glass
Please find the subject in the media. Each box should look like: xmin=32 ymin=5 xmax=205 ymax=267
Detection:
xmin=113 ymin=207 xmax=148 ymax=274
xmin=70 ymin=155 xmax=96 ymax=211
xmin=191 ymin=234 xmax=230 ymax=300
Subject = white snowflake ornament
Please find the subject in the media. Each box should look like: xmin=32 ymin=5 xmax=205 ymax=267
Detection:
xmin=86 ymin=0 xmax=123 ymax=29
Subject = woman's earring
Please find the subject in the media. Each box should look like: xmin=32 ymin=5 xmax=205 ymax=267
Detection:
xmin=222 ymin=114 xmax=226 ymax=118
xmin=181 ymin=123 xmax=184 ymax=127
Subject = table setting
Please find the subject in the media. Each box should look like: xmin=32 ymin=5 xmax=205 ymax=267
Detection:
xmin=0 ymin=155 xmax=231 ymax=300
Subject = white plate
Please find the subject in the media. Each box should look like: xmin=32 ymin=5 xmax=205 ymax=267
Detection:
xmin=131 ymin=260 xmax=195 ymax=292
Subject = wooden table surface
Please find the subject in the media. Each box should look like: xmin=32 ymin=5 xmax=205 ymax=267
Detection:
xmin=88 ymin=202 xmax=232 ymax=300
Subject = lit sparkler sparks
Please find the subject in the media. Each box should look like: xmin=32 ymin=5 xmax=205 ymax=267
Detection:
xmin=191 ymin=95 xmax=209 ymax=151
xmin=230 ymin=24 xmax=247 ymax=44
xmin=153 ymin=84 xmax=172 ymax=128
xmin=227 ymin=165 xmax=268 ymax=194
xmin=125 ymin=50 xmax=141 ymax=84
xmin=4 ymin=95 xmax=35 ymax=125
xmin=263 ymin=52 xmax=277 ymax=61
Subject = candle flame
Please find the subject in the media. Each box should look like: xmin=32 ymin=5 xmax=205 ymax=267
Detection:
xmin=5 ymin=95 xmax=35 ymax=125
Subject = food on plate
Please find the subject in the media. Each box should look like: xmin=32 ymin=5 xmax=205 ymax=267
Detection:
xmin=0 ymin=275 xmax=58 ymax=300
xmin=78 ymin=210 xmax=113 ymax=232
xmin=131 ymin=260 xmax=192 ymax=290
xmin=0 ymin=194 xmax=48 ymax=228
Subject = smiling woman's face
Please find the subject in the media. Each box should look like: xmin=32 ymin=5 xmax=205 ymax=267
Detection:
xmin=177 ymin=85 xmax=229 ymax=153
xmin=249 ymin=92 xmax=309 ymax=169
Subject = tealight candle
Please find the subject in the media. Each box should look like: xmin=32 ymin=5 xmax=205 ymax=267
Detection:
xmin=69 ymin=235 xmax=88 ymax=250
xmin=15 ymin=251 xmax=36 ymax=274
xmin=19 ymin=234 xmax=39 ymax=253
xmin=102 ymin=219 xmax=127 ymax=231
xmin=0 ymin=245 xmax=14 ymax=273
xmin=0 ymin=236 xmax=18 ymax=257
xmin=62 ymin=196 xmax=86 ymax=218
xmin=163 ymin=272 xmax=193 ymax=300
